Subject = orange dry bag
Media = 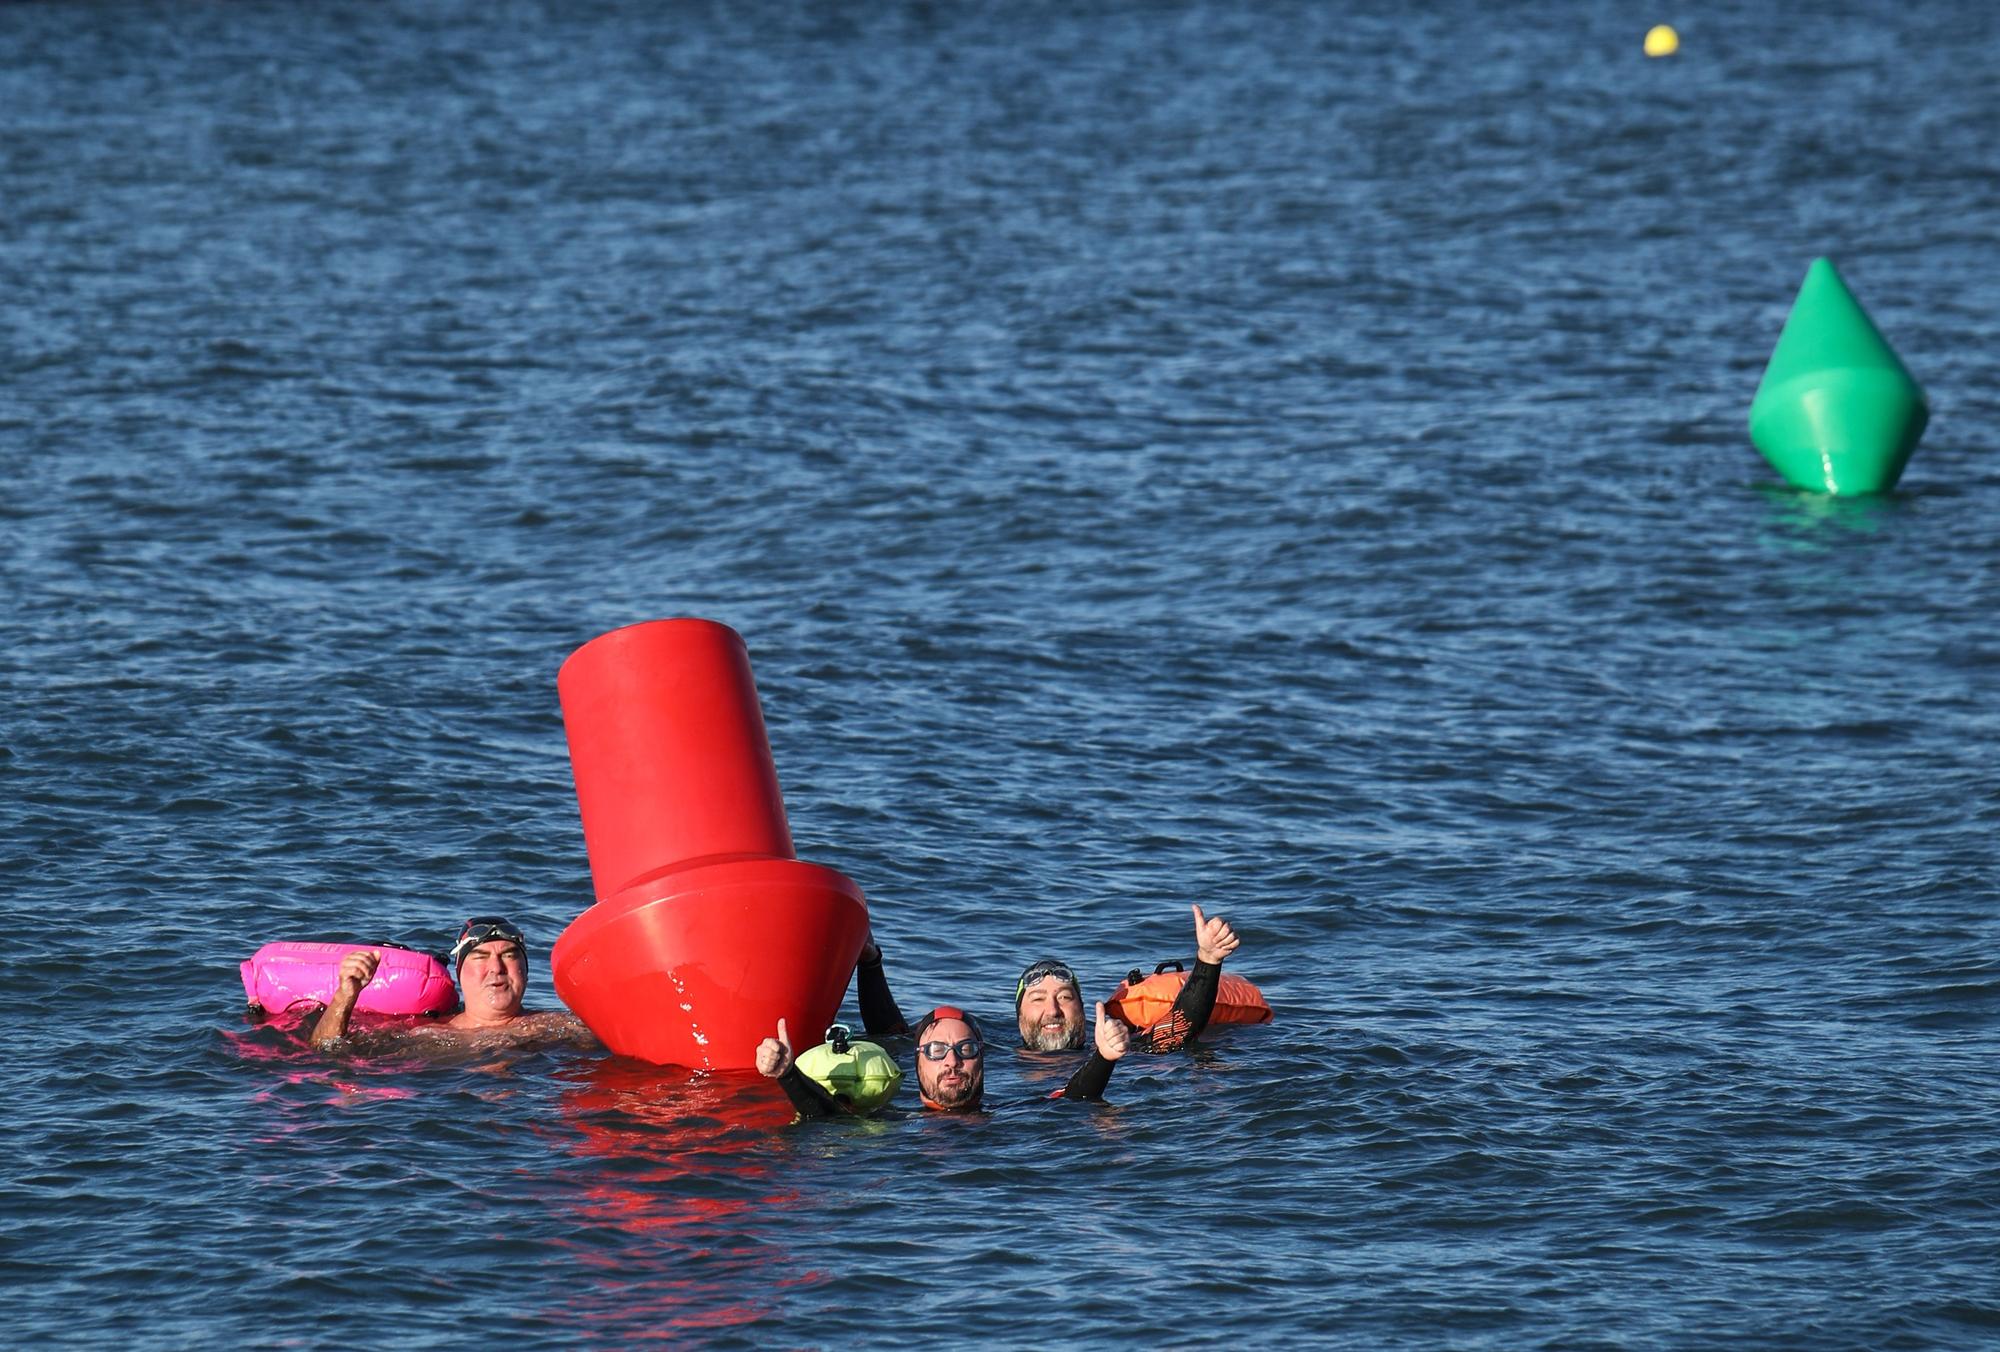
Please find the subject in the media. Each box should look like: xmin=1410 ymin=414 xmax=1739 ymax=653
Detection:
xmin=1104 ymin=960 xmax=1273 ymax=1032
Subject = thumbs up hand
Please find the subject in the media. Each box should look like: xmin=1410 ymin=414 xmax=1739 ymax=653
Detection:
xmin=1093 ymin=1002 xmax=1130 ymax=1062
xmin=1193 ymin=904 xmax=1239 ymax=965
xmin=755 ymin=1018 xmax=795 ymax=1078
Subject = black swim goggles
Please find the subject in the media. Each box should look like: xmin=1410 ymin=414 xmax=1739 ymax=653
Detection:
xmin=916 ymin=1038 xmax=984 ymax=1062
xmin=450 ymin=916 xmax=527 ymax=967
xmin=1014 ymin=958 xmax=1079 ymax=1007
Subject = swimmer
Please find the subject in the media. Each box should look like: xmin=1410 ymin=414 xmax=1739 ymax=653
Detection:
xmin=757 ymin=1000 xmax=1127 ymax=1116
xmin=1016 ymin=903 xmax=1241 ymax=1054
xmin=309 ymin=916 xmax=599 ymax=1051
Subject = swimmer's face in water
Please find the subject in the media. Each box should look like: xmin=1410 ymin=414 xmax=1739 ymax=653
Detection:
xmin=458 ymin=940 xmax=528 ymax=1022
xmin=914 ymin=1016 xmax=984 ymax=1111
xmin=1016 ymin=974 xmax=1085 ymax=1051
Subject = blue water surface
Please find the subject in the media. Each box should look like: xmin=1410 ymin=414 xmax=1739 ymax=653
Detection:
xmin=4 ymin=1 xmax=1999 ymax=1347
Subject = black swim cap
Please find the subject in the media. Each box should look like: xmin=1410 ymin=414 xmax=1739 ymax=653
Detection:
xmin=449 ymin=916 xmax=527 ymax=970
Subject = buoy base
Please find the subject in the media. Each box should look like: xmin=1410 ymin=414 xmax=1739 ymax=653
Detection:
xmin=552 ymin=856 xmax=867 ymax=1070
xmin=1750 ymin=368 xmax=1929 ymax=495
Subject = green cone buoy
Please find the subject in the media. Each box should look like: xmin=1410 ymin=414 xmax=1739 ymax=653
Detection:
xmin=1748 ymin=257 xmax=1929 ymax=496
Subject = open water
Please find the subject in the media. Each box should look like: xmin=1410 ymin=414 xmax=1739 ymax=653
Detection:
xmin=4 ymin=1 xmax=1999 ymax=1347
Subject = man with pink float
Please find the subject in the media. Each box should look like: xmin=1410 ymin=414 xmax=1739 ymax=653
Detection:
xmin=309 ymin=916 xmax=598 ymax=1050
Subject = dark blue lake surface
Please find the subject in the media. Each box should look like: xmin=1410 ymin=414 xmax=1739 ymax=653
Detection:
xmin=5 ymin=1 xmax=1999 ymax=1346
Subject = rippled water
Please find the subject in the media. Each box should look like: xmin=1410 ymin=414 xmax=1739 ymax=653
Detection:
xmin=6 ymin=1 xmax=1999 ymax=1346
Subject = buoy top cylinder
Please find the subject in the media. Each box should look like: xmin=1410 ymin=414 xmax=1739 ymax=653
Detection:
xmin=558 ymin=618 xmax=795 ymax=901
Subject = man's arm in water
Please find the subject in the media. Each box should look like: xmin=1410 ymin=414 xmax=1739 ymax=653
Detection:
xmin=510 ymin=1010 xmax=604 ymax=1049
xmin=755 ymin=1018 xmax=844 ymax=1119
xmin=855 ymin=931 xmax=909 ymax=1036
xmin=1057 ymin=1002 xmax=1130 ymax=1100
xmin=309 ymin=949 xmax=380 ymax=1048
xmin=1137 ymin=904 xmax=1241 ymax=1054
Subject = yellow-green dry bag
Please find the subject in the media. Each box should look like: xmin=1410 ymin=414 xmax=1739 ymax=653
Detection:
xmin=795 ymin=1024 xmax=902 ymax=1114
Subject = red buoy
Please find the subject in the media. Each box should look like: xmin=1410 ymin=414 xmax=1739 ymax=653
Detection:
xmin=551 ymin=619 xmax=868 ymax=1069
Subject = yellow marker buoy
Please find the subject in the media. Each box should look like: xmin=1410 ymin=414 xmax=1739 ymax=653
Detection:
xmin=1644 ymin=24 xmax=1680 ymax=57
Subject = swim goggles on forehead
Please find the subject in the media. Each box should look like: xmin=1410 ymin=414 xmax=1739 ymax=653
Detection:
xmin=1014 ymin=958 xmax=1079 ymax=1007
xmin=450 ymin=916 xmax=527 ymax=966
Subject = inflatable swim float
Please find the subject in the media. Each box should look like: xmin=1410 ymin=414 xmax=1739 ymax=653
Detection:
xmin=1106 ymin=961 xmax=1273 ymax=1031
xmin=795 ymin=1024 xmax=901 ymax=1113
xmin=240 ymin=941 xmax=457 ymax=1017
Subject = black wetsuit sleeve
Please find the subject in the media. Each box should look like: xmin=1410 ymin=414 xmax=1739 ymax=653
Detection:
xmin=1056 ymin=1051 xmax=1116 ymax=1101
xmin=1138 ymin=959 xmax=1221 ymax=1054
xmin=856 ymin=953 xmax=909 ymax=1036
xmin=776 ymin=1065 xmax=843 ymax=1119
